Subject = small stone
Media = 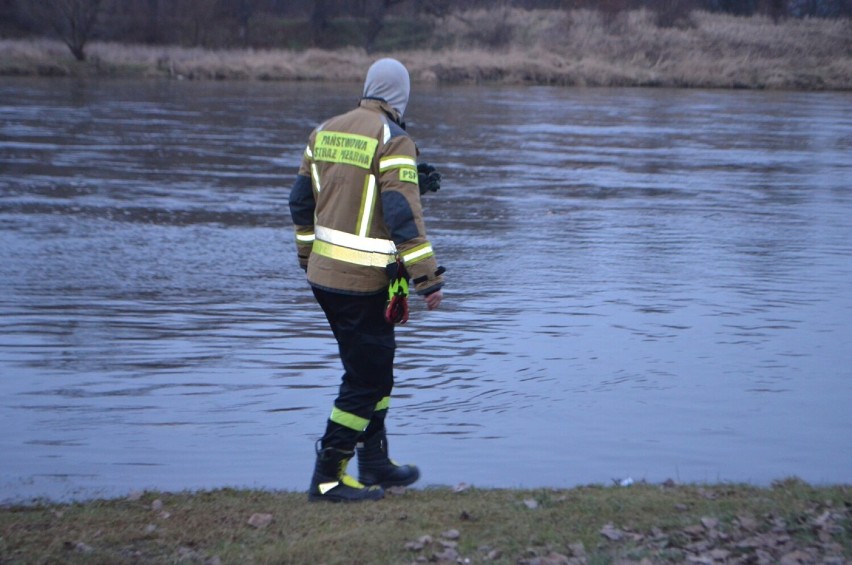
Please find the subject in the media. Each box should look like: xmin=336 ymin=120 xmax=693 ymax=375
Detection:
xmin=151 ymin=499 xmax=164 ymax=511
xmin=701 ymin=517 xmax=719 ymax=530
xmin=144 ymin=524 xmax=157 ymax=534
xmin=523 ymin=498 xmax=539 ymax=509
xmin=441 ymin=529 xmax=460 ymax=540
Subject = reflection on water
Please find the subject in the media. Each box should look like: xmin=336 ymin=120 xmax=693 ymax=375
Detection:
xmin=1 ymin=78 xmax=851 ymax=502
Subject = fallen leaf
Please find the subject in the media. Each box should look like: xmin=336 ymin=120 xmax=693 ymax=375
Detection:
xmin=433 ymin=547 xmax=459 ymax=562
xmin=404 ymin=541 xmax=424 ymax=551
xmin=779 ymin=549 xmax=817 ymax=564
xmin=568 ymin=542 xmax=586 ymax=558
xmin=523 ymin=551 xmax=571 ymax=564
xmin=736 ymin=515 xmax=758 ymax=531
xmin=247 ymin=513 xmax=273 ymax=529
xmin=600 ymin=523 xmax=625 ymax=541
xmin=813 ymin=511 xmax=832 ymax=527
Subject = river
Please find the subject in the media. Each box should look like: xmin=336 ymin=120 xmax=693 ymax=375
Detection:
xmin=1 ymin=77 xmax=850 ymax=502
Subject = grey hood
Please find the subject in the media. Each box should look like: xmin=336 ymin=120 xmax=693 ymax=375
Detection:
xmin=362 ymin=58 xmax=410 ymax=119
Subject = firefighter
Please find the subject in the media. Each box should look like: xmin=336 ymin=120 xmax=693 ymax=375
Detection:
xmin=289 ymin=58 xmax=445 ymax=502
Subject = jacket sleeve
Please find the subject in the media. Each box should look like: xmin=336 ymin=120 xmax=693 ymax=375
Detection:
xmin=288 ymin=144 xmax=316 ymax=271
xmin=378 ymin=135 xmax=445 ymax=295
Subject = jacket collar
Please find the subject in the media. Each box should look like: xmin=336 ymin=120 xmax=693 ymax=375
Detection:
xmin=359 ymin=97 xmax=404 ymax=128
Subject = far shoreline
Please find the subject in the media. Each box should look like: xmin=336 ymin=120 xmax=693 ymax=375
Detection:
xmin=1 ymin=9 xmax=850 ymax=91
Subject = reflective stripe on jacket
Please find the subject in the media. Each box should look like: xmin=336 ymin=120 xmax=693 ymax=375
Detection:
xmin=289 ymin=98 xmax=444 ymax=296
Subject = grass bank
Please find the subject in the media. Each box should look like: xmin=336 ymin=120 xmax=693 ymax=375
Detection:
xmin=1 ymin=479 xmax=849 ymax=564
xmin=1 ymin=9 xmax=850 ymax=89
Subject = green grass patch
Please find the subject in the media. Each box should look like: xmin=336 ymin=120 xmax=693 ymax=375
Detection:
xmin=1 ymin=480 xmax=849 ymax=564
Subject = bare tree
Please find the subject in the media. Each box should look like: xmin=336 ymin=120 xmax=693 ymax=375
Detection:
xmin=365 ymin=0 xmax=404 ymax=52
xmin=17 ymin=0 xmax=103 ymax=61
xmin=145 ymin=0 xmax=159 ymax=43
xmin=220 ymin=0 xmax=256 ymax=45
xmin=755 ymin=0 xmax=787 ymax=20
xmin=311 ymin=0 xmax=332 ymax=47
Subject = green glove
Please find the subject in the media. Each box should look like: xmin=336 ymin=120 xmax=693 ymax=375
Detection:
xmin=417 ymin=162 xmax=441 ymax=195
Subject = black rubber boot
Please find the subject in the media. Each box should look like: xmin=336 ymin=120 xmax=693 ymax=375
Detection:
xmin=357 ymin=430 xmax=420 ymax=488
xmin=308 ymin=446 xmax=384 ymax=503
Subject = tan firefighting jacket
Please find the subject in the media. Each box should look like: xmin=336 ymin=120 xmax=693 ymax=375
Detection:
xmin=289 ymin=98 xmax=444 ymax=296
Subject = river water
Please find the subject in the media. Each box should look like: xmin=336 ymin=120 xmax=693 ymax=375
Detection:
xmin=1 ymin=78 xmax=850 ymax=503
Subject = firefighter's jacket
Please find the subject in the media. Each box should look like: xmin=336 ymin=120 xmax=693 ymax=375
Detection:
xmin=289 ymin=98 xmax=444 ymax=297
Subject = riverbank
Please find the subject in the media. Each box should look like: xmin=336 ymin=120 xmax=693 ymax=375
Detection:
xmin=1 ymin=9 xmax=850 ymax=89
xmin=1 ymin=480 xmax=849 ymax=564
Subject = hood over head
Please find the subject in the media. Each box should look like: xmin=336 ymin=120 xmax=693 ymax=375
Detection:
xmin=362 ymin=58 xmax=410 ymax=119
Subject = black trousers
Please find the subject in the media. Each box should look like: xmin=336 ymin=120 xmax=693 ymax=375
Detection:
xmin=312 ymin=286 xmax=396 ymax=451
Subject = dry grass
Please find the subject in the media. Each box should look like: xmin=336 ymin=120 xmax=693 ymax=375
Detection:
xmin=1 ymin=9 xmax=850 ymax=89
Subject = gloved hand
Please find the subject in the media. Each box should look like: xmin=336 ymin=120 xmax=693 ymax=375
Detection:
xmin=417 ymin=162 xmax=441 ymax=195
xmin=385 ymin=258 xmax=409 ymax=325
